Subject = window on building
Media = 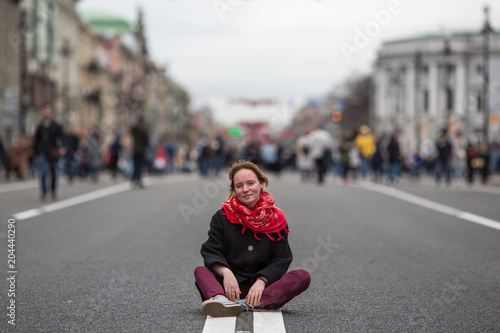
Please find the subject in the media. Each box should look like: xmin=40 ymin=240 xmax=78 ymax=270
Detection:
xmin=447 ymin=65 xmax=455 ymax=75
xmin=47 ymin=0 xmax=54 ymax=63
xmin=477 ymin=94 xmax=482 ymax=112
xmin=423 ymin=90 xmax=429 ymax=112
xmin=32 ymin=0 xmax=38 ymax=59
xmin=446 ymin=88 xmax=454 ymax=110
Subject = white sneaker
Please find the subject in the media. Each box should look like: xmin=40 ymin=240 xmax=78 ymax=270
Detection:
xmin=201 ymin=297 xmax=242 ymax=317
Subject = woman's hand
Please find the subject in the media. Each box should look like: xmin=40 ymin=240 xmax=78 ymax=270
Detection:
xmin=222 ymin=270 xmax=241 ymax=302
xmin=211 ymin=264 xmax=241 ymax=301
xmin=246 ymin=279 xmax=266 ymax=306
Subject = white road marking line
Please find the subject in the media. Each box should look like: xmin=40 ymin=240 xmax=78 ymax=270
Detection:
xmin=254 ymin=310 xmax=286 ymax=333
xmin=12 ymin=208 xmax=42 ymax=220
xmin=41 ymin=182 xmax=131 ymax=213
xmin=355 ymin=183 xmax=500 ymax=231
xmin=202 ymin=316 xmax=237 ymax=333
xmin=201 ymin=310 xmax=286 ymax=333
xmin=456 ymin=211 xmax=500 ymax=231
xmin=12 ymin=183 xmax=130 ymax=220
xmin=11 ymin=176 xmax=199 ymax=221
xmin=0 ymin=174 xmax=200 ymax=195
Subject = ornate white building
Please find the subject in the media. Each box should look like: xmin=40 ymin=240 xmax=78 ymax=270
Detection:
xmin=373 ymin=30 xmax=500 ymax=154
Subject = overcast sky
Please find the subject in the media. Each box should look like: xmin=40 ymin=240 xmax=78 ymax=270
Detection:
xmin=77 ymin=0 xmax=498 ymax=125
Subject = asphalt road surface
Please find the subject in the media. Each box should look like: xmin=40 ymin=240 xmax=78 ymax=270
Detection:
xmin=1 ymin=173 xmax=499 ymax=332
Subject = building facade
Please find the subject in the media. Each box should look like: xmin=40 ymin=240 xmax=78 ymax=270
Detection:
xmin=77 ymin=17 xmax=118 ymax=145
xmin=0 ymin=0 xmax=21 ymax=142
xmin=0 ymin=3 xmax=193 ymax=152
xmin=53 ymin=0 xmax=80 ymax=128
xmin=21 ymin=0 xmax=58 ymax=134
xmin=373 ymin=31 xmax=500 ymax=154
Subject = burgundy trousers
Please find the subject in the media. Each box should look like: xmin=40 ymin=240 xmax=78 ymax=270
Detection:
xmin=194 ymin=266 xmax=311 ymax=310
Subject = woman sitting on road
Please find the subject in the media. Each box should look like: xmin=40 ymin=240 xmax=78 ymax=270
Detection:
xmin=194 ymin=160 xmax=311 ymax=317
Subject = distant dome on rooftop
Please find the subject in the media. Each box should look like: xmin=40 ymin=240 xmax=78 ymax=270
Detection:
xmin=78 ymin=9 xmax=133 ymax=34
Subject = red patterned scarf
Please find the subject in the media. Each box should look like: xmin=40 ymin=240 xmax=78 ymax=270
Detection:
xmin=222 ymin=191 xmax=289 ymax=241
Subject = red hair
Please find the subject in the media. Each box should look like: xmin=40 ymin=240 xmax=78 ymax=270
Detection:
xmin=227 ymin=160 xmax=268 ymax=200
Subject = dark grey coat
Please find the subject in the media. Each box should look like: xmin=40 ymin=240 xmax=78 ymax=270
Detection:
xmin=201 ymin=209 xmax=292 ymax=285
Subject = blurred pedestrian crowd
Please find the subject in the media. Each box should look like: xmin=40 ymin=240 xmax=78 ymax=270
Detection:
xmin=295 ymin=125 xmax=499 ymax=187
xmin=1 ymin=110 xmax=499 ymax=193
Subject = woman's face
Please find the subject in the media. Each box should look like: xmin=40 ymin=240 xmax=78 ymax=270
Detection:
xmin=233 ymin=168 xmax=264 ymax=208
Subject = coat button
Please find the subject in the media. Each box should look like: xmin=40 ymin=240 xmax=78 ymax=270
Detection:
xmin=248 ymin=245 xmax=254 ymax=251
xmin=244 ymin=268 xmax=251 ymax=273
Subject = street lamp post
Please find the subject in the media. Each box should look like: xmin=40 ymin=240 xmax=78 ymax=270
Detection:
xmin=390 ymin=65 xmax=400 ymax=131
xmin=60 ymin=39 xmax=72 ymax=126
xmin=482 ymin=5 xmax=493 ymax=144
xmin=414 ymin=51 xmax=422 ymax=156
xmin=18 ymin=5 xmax=28 ymax=135
xmin=443 ymin=33 xmax=452 ymax=132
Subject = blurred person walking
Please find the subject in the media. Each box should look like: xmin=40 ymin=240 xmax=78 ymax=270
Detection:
xmin=478 ymin=142 xmax=491 ymax=184
xmin=260 ymin=139 xmax=283 ymax=174
xmin=153 ymin=141 xmax=167 ymax=174
xmin=310 ymin=125 xmax=334 ymax=185
xmin=387 ymin=133 xmax=401 ymax=183
xmin=109 ymin=134 xmax=122 ymax=180
xmin=2 ymin=143 xmax=13 ymax=180
xmin=165 ymin=141 xmax=177 ymax=174
xmin=8 ymin=134 xmax=32 ymax=180
xmin=212 ymin=135 xmax=225 ymax=176
xmin=409 ymin=151 xmax=422 ymax=179
xmin=194 ymin=160 xmax=310 ymax=317
xmin=32 ymin=103 xmax=65 ymax=200
xmin=242 ymin=139 xmax=261 ymax=166
xmin=354 ymin=125 xmax=376 ymax=180
xmin=64 ymin=126 xmax=80 ymax=184
xmin=451 ymin=130 xmax=466 ymax=184
xmin=179 ymin=145 xmax=193 ymax=173
xmin=130 ymin=116 xmax=149 ymax=188
xmin=196 ymin=137 xmax=211 ymax=177
xmin=435 ymin=129 xmax=453 ymax=186
xmin=76 ymin=134 xmax=90 ymax=179
xmin=87 ymin=128 xmax=102 ymax=183
xmin=465 ymin=142 xmax=478 ymax=184
xmin=371 ymin=134 xmax=385 ymax=183
xmin=296 ymin=130 xmax=314 ymax=182
xmin=338 ymin=134 xmax=351 ymax=184
xmin=349 ymin=143 xmax=360 ymax=181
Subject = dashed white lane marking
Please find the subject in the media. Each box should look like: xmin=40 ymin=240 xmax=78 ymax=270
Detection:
xmin=355 ymin=183 xmax=500 ymax=231
xmin=11 ymin=208 xmax=43 ymax=220
xmin=254 ymin=310 xmax=286 ymax=333
xmin=202 ymin=316 xmax=237 ymax=333
xmin=12 ymin=182 xmax=131 ymax=220
xmin=11 ymin=176 xmax=198 ymax=221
